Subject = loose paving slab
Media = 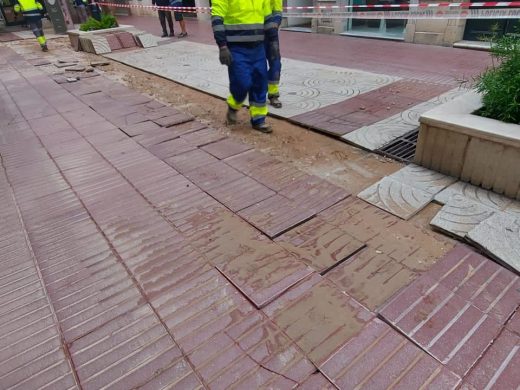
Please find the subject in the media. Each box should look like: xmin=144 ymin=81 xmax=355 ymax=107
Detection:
xmin=326 ymin=247 xmax=416 ymax=311
xmin=264 ymin=275 xmax=374 ymax=366
xmin=462 ymin=329 xmax=520 ymax=390
xmin=275 ymin=217 xmax=365 ymax=273
xmin=435 ymin=181 xmax=513 ymax=210
xmin=379 ymin=245 xmax=511 ymax=377
xmin=387 ymin=163 xmax=457 ymax=195
xmin=320 ymin=318 xmax=461 ymax=389
xmin=238 ymin=194 xmax=316 ymax=238
xmin=467 ymin=212 xmax=520 ymax=273
xmin=201 ymin=138 xmax=253 ymax=159
xmin=357 ymin=176 xmax=433 ymax=220
xmin=430 ymin=194 xmax=496 ymax=238
xmin=421 ymin=244 xmax=519 ymax=324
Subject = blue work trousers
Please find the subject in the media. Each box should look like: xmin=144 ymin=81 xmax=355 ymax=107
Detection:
xmin=227 ymin=43 xmax=268 ymax=125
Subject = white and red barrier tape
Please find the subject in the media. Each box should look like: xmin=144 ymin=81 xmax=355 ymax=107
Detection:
xmin=95 ymin=1 xmax=520 ymax=19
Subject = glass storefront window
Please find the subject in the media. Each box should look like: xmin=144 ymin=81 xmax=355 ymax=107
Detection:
xmin=343 ymin=0 xmax=410 ymax=39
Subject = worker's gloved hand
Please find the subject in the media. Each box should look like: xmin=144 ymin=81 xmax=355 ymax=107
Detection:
xmin=268 ymin=40 xmax=280 ymax=62
xmin=219 ymin=46 xmax=232 ymax=66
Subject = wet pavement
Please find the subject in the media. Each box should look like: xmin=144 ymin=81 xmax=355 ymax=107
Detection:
xmin=0 ymin=20 xmax=518 ymax=390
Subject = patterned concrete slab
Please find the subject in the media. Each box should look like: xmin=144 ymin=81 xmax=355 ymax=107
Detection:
xmin=379 ymin=274 xmax=503 ymax=377
xmin=135 ymin=33 xmax=159 ymax=48
xmin=357 ymin=177 xmax=433 ymax=220
xmin=430 ymin=194 xmax=496 ymax=238
xmin=320 ymin=319 xmax=461 ymax=389
xmin=89 ymin=36 xmax=111 ymax=55
xmin=435 ymin=181 xmax=513 ymax=210
xmin=467 ymin=212 xmax=520 ymax=273
xmin=105 ymin=41 xmax=399 ymax=120
xmin=343 ymin=88 xmax=468 ymax=150
xmin=388 ymin=163 xmax=457 ymax=195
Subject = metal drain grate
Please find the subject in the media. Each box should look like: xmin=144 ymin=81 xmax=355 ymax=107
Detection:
xmin=376 ymin=128 xmax=419 ymax=163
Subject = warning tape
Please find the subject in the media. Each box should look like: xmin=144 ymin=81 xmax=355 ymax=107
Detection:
xmin=95 ymin=1 xmax=520 ymax=19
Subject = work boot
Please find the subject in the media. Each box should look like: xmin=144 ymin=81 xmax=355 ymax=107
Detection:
xmin=226 ymin=108 xmax=237 ymax=125
xmin=41 ymin=44 xmax=48 ymax=52
xmin=269 ymin=96 xmax=282 ymax=108
xmin=169 ymin=31 xmax=175 ymax=37
xmin=161 ymin=32 xmax=168 ymax=38
xmin=252 ymin=122 xmax=272 ymax=133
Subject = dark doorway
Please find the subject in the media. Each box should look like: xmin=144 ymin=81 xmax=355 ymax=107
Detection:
xmin=463 ymin=2 xmax=519 ymax=41
xmin=1 ymin=0 xmax=26 ymax=26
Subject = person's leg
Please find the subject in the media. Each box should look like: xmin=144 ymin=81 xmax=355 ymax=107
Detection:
xmin=165 ymin=11 xmax=174 ymax=36
xmin=265 ymin=37 xmax=282 ymax=108
xmin=226 ymin=45 xmax=252 ymax=124
xmin=249 ymin=44 xmax=270 ymax=132
xmin=175 ymin=12 xmax=187 ymax=36
xmin=78 ymin=5 xmax=88 ymax=23
xmin=30 ymin=18 xmax=47 ymax=51
xmin=158 ymin=10 xmax=167 ymax=36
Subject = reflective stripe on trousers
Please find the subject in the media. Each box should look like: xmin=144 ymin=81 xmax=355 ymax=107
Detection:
xmin=265 ymin=37 xmax=281 ymax=97
xmin=226 ymin=44 xmax=268 ymax=126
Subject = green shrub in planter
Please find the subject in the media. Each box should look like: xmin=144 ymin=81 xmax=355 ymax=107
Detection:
xmin=476 ymin=27 xmax=520 ymax=124
xmin=79 ymin=13 xmax=118 ymax=32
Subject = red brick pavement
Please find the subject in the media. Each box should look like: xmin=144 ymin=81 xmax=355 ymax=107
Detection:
xmin=0 ymin=45 xmax=517 ymax=389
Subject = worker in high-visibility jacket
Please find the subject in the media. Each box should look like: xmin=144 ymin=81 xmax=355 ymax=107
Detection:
xmin=266 ymin=0 xmax=283 ymax=108
xmin=14 ymin=0 xmax=48 ymax=51
xmin=211 ymin=0 xmax=276 ymax=133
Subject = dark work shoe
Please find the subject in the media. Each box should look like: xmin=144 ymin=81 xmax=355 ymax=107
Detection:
xmin=269 ymin=96 xmax=282 ymax=108
xmin=41 ymin=45 xmax=48 ymax=52
xmin=252 ymin=122 xmax=272 ymax=133
xmin=226 ymin=108 xmax=237 ymax=125
xmin=161 ymin=32 xmax=168 ymax=38
xmin=178 ymin=32 xmax=188 ymax=38
xmin=169 ymin=32 xmax=175 ymax=37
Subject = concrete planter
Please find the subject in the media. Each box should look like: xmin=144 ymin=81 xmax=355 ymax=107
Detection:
xmin=415 ymin=91 xmax=520 ymax=200
xmin=67 ymin=24 xmax=136 ymax=50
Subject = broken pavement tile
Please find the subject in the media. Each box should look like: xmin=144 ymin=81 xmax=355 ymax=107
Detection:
xmin=422 ymin=244 xmax=519 ymax=325
xmin=326 ymin=247 xmax=416 ymax=311
xmin=188 ymin=312 xmax=315 ymax=388
xmin=357 ymin=176 xmax=433 ymax=220
xmin=320 ymin=318 xmax=461 ymax=389
xmin=379 ymin=273 xmax=503 ymax=377
xmin=466 ymin=212 xmax=520 ymax=274
xmin=278 ymin=174 xmax=350 ymax=214
xmin=462 ymin=328 xmax=519 ymax=390
xmin=388 ymin=163 xmax=457 ymax=195
xmin=206 ymin=175 xmax=276 ymax=212
xmin=216 ymin=244 xmax=313 ymax=309
xmin=434 ymin=181 xmax=513 ymax=210
xmin=275 ymin=217 xmax=365 ymax=273
xmin=264 ymin=276 xmax=374 ymax=366
xmin=430 ymin=194 xmax=496 ymax=238
xmin=238 ymin=194 xmax=316 ymax=239
xmin=202 ymin=138 xmax=253 ymax=159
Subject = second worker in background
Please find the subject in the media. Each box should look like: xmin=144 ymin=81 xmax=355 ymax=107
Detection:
xmin=266 ymin=0 xmax=282 ymax=108
xmin=211 ymin=0 xmax=277 ymax=133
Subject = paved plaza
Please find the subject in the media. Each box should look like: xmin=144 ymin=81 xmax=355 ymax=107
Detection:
xmin=0 ymin=17 xmax=518 ymax=390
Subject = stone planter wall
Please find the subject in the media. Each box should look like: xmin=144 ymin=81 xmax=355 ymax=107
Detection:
xmin=415 ymin=91 xmax=520 ymax=200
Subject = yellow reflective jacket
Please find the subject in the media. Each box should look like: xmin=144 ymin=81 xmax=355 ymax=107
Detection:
xmin=14 ymin=0 xmax=43 ymax=14
xmin=270 ymin=0 xmax=282 ymax=14
xmin=211 ymin=0 xmax=271 ymax=46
